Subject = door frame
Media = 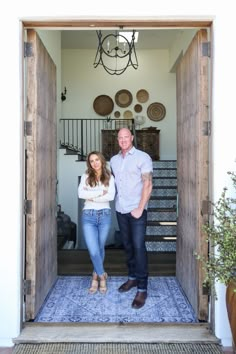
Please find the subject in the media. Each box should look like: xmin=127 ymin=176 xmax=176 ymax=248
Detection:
xmin=20 ymin=17 xmax=213 ymax=328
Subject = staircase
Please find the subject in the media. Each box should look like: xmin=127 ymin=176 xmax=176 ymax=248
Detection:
xmin=144 ymin=160 xmax=177 ymax=275
xmin=146 ymin=160 xmax=177 ymax=253
xmin=58 ymin=160 xmax=177 ymax=276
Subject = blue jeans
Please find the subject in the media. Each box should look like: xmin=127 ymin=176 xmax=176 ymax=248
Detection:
xmin=116 ymin=210 xmax=148 ymax=291
xmin=82 ymin=209 xmax=111 ymax=276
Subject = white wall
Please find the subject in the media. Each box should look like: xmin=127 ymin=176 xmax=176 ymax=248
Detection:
xmin=1 ymin=0 xmax=236 ymax=348
xmin=61 ymin=48 xmax=177 ymax=160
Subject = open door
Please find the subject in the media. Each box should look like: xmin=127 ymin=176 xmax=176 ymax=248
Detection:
xmin=176 ymin=29 xmax=209 ymax=320
xmin=25 ymin=29 xmax=57 ymax=320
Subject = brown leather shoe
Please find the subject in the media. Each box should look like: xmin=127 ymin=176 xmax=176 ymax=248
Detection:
xmin=118 ymin=279 xmax=137 ymax=293
xmin=131 ymin=291 xmax=147 ymax=309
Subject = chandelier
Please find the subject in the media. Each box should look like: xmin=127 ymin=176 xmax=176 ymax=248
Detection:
xmin=93 ymin=30 xmax=138 ymax=75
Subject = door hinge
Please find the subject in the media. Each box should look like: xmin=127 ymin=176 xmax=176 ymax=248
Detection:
xmin=24 ymin=42 xmax=33 ymax=58
xmin=23 ymin=279 xmax=31 ymax=295
xmin=24 ymin=199 xmax=32 ymax=214
xmin=24 ymin=121 xmax=32 ymax=136
xmin=202 ymin=42 xmax=211 ymax=57
xmin=201 ymin=200 xmax=210 ymax=215
xmin=202 ymin=121 xmax=211 ymax=136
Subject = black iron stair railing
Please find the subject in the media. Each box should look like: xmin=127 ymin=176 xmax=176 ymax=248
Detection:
xmin=60 ymin=118 xmax=135 ymax=160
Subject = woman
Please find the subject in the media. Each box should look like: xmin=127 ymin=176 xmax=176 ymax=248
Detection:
xmin=78 ymin=151 xmax=115 ymax=294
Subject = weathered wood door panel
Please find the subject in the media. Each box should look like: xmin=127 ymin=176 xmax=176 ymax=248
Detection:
xmin=176 ymin=29 xmax=209 ymax=320
xmin=25 ymin=29 xmax=57 ymax=320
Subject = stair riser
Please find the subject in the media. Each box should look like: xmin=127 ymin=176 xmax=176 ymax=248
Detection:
xmin=153 ymin=169 xmax=177 ymax=178
xmin=146 ymin=225 xmax=177 ymax=236
xmin=151 ymin=189 xmax=177 ymax=197
xmin=153 ymin=179 xmax=177 ymax=187
xmin=149 ymin=199 xmax=177 ymax=208
xmin=147 ymin=211 xmax=177 ymax=222
xmin=146 ymin=241 xmax=176 ymax=252
xmin=153 ymin=161 xmax=177 ymax=168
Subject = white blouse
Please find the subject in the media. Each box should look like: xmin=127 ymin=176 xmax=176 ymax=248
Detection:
xmin=78 ymin=173 xmax=116 ymax=210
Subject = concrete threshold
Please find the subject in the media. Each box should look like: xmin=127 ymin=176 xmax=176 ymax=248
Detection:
xmin=14 ymin=322 xmax=220 ymax=344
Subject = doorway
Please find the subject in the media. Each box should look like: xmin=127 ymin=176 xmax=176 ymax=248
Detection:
xmin=22 ymin=19 xmax=212 ymax=323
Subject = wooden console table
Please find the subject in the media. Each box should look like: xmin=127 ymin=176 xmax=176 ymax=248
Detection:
xmin=101 ymin=129 xmax=160 ymax=160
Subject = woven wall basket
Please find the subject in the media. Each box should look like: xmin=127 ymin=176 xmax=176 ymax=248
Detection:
xmin=93 ymin=95 xmax=114 ymax=116
xmin=147 ymin=102 xmax=166 ymax=121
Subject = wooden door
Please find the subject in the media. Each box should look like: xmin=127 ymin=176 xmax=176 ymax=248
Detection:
xmin=25 ymin=29 xmax=57 ymax=320
xmin=176 ymin=29 xmax=209 ymax=320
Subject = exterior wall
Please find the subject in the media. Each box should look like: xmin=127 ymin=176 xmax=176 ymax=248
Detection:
xmin=1 ymin=1 xmax=235 ymax=348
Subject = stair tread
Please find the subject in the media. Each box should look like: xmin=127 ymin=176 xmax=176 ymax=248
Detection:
xmin=152 ymin=186 xmax=177 ymax=189
xmin=153 ymin=167 xmax=177 ymax=170
xmin=148 ymin=207 xmax=176 ymax=211
xmin=147 ymin=234 xmax=177 ymax=238
xmin=153 ymin=176 xmax=177 ymax=179
xmin=146 ymin=238 xmax=176 ymax=242
xmin=147 ymin=221 xmax=177 ymax=226
xmin=58 ymin=249 xmax=176 ymax=276
xmin=150 ymin=196 xmax=177 ymax=200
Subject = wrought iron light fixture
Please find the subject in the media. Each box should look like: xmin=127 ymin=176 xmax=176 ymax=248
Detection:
xmin=93 ymin=30 xmax=138 ymax=75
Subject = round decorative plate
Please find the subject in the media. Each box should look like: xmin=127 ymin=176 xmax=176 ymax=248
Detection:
xmin=136 ymin=89 xmax=149 ymax=103
xmin=93 ymin=95 xmax=114 ymax=116
xmin=147 ymin=102 xmax=166 ymax=121
xmin=114 ymin=111 xmax=121 ymax=118
xmin=115 ymin=89 xmax=133 ymax=108
xmin=134 ymin=104 xmax=142 ymax=113
xmin=123 ymin=110 xmax=133 ymax=119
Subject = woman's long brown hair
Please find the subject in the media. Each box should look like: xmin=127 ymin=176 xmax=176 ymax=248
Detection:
xmin=86 ymin=151 xmax=111 ymax=187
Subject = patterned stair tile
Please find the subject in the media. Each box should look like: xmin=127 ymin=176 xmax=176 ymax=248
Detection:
xmin=146 ymin=241 xmax=176 ymax=252
xmin=151 ymin=188 xmax=177 ymax=197
xmin=147 ymin=160 xmax=177 ymax=253
xmin=146 ymin=224 xmax=177 ymax=236
xmin=153 ymin=168 xmax=177 ymax=178
xmin=152 ymin=160 xmax=177 ymax=169
xmin=147 ymin=211 xmax=177 ymax=222
xmin=149 ymin=199 xmax=177 ymax=209
xmin=153 ymin=178 xmax=177 ymax=187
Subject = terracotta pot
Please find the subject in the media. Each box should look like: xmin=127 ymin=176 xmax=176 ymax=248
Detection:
xmin=226 ymin=280 xmax=236 ymax=351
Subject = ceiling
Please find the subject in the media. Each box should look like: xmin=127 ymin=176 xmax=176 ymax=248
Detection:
xmin=61 ymin=29 xmax=187 ymax=50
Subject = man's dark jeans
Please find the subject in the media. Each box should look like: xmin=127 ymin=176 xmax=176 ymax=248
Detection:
xmin=116 ymin=210 xmax=148 ymax=290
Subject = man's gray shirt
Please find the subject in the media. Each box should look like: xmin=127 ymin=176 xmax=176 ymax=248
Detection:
xmin=110 ymin=147 xmax=153 ymax=214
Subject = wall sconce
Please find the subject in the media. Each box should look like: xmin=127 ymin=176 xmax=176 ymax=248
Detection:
xmin=61 ymin=87 xmax=67 ymax=101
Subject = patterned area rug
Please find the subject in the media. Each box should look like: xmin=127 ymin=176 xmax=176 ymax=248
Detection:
xmin=12 ymin=343 xmax=224 ymax=353
xmin=35 ymin=276 xmax=198 ymax=323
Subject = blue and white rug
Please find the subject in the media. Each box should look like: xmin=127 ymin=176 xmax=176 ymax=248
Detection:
xmin=35 ymin=276 xmax=198 ymax=323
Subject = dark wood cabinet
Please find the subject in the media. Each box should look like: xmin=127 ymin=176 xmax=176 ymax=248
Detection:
xmin=101 ymin=129 xmax=160 ymax=160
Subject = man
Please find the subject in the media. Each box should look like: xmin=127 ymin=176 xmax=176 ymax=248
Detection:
xmin=110 ymin=128 xmax=153 ymax=309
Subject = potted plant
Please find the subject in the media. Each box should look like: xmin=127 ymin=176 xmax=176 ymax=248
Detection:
xmin=195 ymin=170 xmax=236 ymax=349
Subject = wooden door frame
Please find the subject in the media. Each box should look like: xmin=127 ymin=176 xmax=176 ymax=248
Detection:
xmin=20 ymin=17 xmax=213 ymax=328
